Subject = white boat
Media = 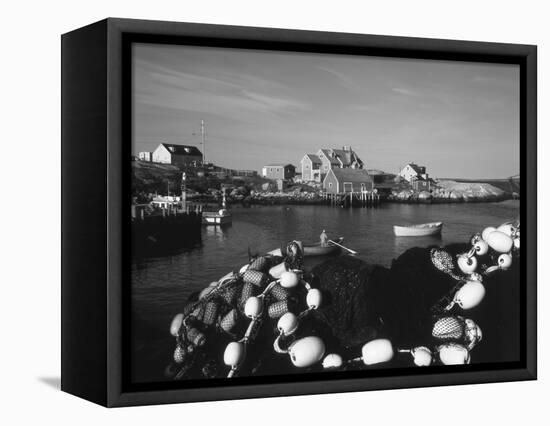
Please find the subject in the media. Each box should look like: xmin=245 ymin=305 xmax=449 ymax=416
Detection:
xmin=202 ymin=209 xmax=232 ymax=226
xmin=393 ymin=222 xmax=443 ymax=237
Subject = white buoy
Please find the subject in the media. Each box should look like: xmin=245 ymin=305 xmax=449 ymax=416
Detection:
xmin=497 ymin=223 xmax=516 ymax=237
xmin=306 ymin=289 xmax=322 ymax=310
xmin=487 ymin=231 xmax=514 ymax=253
xmin=224 ymin=341 xmax=246 ymax=368
xmin=498 ymin=253 xmax=513 ymax=269
xmin=473 ymin=240 xmax=489 ymax=256
xmin=453 ymin=281 xmax=486 ymax=310
xmin=438 ymin=343 xmax=471 ymax=365
xmin=277 ymin=312 xmax=299 ymax=336
xmin=244 ymin=297 xmax=263 ymax=319
xmin=457 ymin=254 xmax=478 ymax=274
xmin=288 ymin=336 xmax=326 ymax=368
xmin=411 ymin=346 xmax=433 ymax=367
xmin=170 ymin=313 xmax=184 ymax=337
xmin=513 ymin=237 xmax=520 ymax=250
xmin=361 ymin=339 xmax=394 ymax=365
xmin=481 ymin=226 xmax=497 ymax=242
xmin=280 ymin=271 xmax=300 ymax=289
xmin=322 ymin=353 xmax=344 ymax=369
xmin=269 ymin=262 xmax=288 ymax=279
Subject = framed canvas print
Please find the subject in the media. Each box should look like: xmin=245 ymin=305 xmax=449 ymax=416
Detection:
xmin=61 ymin=18 xmax=537 ymax=407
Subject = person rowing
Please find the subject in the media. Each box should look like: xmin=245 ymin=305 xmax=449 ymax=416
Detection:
xmin=320 ymin=229 xmax=328 ymax=247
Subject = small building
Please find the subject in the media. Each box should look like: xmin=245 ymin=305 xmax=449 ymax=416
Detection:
xmin=138 ymin=151 xmax=152 ymax=162
xmin=300 ymin=154 xmax=322 ymax=182
xmin=323 ymin=168 xmax=374 ymax=194
xmin=411 ymin=176 xmax=434 ymax=192
xmin=399 ymin=163 xmax=429 ymax=183
xmin=262 ymin=164 xmax=296 ymax=180
xmin=152 ymin=143 xmax=203 ymax=167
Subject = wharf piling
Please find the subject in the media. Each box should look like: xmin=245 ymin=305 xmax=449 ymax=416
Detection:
xmin=322 ymin=191 xmax=381 ymax=208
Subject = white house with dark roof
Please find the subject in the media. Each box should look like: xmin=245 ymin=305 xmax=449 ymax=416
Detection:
xmin=300 ymin=154 xmax=322 ymax=182
xmin=152 ymin=143 xmax=203 ymax=167
xmin=399 ymin=163 xmax=429 ymax=183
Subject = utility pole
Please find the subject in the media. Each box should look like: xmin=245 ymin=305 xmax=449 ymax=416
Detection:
xmin=181 ymin=172 xmax=187 ymax=211
xmin=201 ymin=119 xmax=206 ymax=165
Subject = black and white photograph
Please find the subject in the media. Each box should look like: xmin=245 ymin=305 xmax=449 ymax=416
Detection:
xmin=130 ymin=43 xmax=522 ymax=384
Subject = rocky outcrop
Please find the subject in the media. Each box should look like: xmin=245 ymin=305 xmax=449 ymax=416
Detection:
xmin=388 ymin=180 xmax=509 ymax=203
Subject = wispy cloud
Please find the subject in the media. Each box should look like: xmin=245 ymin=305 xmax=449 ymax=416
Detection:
xmin=392 ymin=87 xmax=418 ymax=96
xmin=134 ymin=58 xmax=309 ymax=122
xmin=318 ymin=66 xmax=359 ymax=90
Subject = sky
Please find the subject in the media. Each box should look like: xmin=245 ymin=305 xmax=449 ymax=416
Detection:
xmin=132 ymin=43 xmax=519 ymax=179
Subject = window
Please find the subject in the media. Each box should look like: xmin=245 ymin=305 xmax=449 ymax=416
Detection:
xmin=343 ymin=182 xmax=353 ymax=193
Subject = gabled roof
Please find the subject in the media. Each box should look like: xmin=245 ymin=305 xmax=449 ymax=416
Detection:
xmin=318 ymin=149 xmax=341 ymax=165
xmin=160 ymin=143 xmax=202 ymax=156
xmin=303 ymin=154 xmax=322 ymax=164
xmin=405 ymin=163 xmax=426 ymax=174
xmin=329 ymin=168 xmax=373 ymax=183
xmin=318 ymin=148 xmax=364 ymax=167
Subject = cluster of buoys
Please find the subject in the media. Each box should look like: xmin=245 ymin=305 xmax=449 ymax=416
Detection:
xmin=167 ymin=221 xmax=519 ymax=377
xmin=404 ymin=220 xmax=520 ymax=366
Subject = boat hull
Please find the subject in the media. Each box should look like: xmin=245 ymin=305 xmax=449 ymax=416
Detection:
xmin=202 ymin=213 xmax=232 ymax=226
xmin=393 ymin=222 xmax=442 ymax=237
xmin=303 ymin=237 xmax=344 ymax=256
xmin=267 ymin=237 xmax=344 ymax=257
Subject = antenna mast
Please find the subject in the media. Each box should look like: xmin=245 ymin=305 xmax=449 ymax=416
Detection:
xmin=201 ymin=119 xmax=206 ymax=165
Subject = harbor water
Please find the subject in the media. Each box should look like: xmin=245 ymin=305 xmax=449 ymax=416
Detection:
xmin=131 ymin=200 xmax=519 ymax=383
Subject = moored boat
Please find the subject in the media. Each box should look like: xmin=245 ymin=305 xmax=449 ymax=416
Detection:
xmin=393 ymin=222 xmax=443 ymax=237
xmin=202 ymin=209 xmax=232 ymax=226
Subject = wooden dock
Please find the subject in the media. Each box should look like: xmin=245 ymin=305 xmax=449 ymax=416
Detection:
xmin=322 ymin=191 xmax=381 ymax=208
xmin=131 ymin=204 xmax=203 ymax=256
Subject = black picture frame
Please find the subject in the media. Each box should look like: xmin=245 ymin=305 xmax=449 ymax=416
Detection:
xmin=61 ymin=17 xmax=537 ymax=407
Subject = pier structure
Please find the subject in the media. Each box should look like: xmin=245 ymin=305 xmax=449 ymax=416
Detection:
xmin=322 ymin=191 xmax=381 ymax=208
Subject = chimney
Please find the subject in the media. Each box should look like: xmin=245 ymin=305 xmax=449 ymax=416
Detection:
xmin=343 ymin=145 xmax=351 ymax=152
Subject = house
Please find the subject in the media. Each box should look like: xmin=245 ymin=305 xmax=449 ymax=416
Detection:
xmin=410 ymin=175 xmax=434 ymax=192
xmin=262 ymin=164 xmax=296 ymax=180
xmin=301 ymin=146 xmax=365 ymax=182
xmin=138 ymin=151 xmax=152 ymax=162
xmin=323 ymin=168 xmax=374 ymax=194
xmin=399 ymin=163 xmax=429 ymax=183
xmin=300 ymin=154 xmax=322 ymax=182
xmin=152 ymin=143 xmax=203 ymax=167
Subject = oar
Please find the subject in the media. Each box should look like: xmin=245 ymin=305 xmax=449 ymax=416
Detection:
xmin=329 ymin=239 xmax=358 ymax=255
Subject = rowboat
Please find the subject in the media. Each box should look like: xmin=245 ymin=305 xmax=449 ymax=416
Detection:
xmin=304 ymin=237 xmax=344 ymax=256
xmin=268 ymin=237 xmax=344 ymax=257
xmin=393 ymin=222 xmax=443 ymax=237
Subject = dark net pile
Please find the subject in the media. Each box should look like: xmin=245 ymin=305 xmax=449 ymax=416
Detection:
xmin=164 ymin=237 xmax=520 ymax=380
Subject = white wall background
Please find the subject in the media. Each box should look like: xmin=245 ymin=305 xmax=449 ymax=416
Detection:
xmin=1 ymin=0 xmax=546 ymax=422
